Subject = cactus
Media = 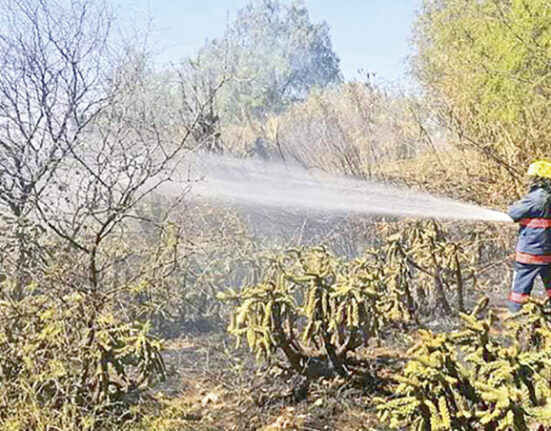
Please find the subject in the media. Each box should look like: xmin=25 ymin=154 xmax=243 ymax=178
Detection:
xmin=375 ymin=298 xmax=551 ymax=430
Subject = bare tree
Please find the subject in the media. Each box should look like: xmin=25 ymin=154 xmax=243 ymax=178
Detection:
xmin=0 ymin=0 xmax=114 ymax=296
xmin=0 ymin=0 xmax=227 ymax=308
xmin=177 ymin=58 xmax=227 ymax=153
xmin=33 ymin=49 xmax=226 ymax=297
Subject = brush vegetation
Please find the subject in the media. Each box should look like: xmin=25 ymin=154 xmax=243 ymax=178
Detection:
xmin=0 ymin=0 xmax=550 ymax=429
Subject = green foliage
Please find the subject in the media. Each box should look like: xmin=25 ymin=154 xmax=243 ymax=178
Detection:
xmin=195 ymin=0 xmax=341 ymax=122
xmin=414 ymin=0 xmax=551 ymax=187
xmin=0 ymin=290 xmax=165 ymax=430
xmin=375 ymin=298 xmax=551 ymax=430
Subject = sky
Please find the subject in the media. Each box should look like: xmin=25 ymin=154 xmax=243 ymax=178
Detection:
xmin=117 ymin=0 xmax=422 ymax=83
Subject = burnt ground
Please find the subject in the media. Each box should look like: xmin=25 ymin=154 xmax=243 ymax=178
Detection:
xmin=152 ymin=330 xmax=403 ymax=431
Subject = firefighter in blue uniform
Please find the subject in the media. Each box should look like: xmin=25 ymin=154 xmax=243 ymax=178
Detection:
xmin=507 ymin=160 xmax=551 ymax=311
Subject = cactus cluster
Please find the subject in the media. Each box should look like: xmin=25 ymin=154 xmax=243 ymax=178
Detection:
xmin=220 ymin=246 xmax=402 ymax=378
xmin=221 ymin=221 xmax=485 ymax=379
xmin=375 ymin=298 xmax=551 ymax=430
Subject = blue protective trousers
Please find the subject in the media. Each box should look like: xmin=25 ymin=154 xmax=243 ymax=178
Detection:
xmin=508 ymin=261 xmax=551 ymax=312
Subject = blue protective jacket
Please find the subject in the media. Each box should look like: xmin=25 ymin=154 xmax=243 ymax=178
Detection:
xmin=508 ymin=187 xmax=551 ymax=258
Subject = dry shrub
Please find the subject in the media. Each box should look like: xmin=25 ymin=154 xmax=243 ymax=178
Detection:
xmin=377 ymin=148 xmax=524 ymax=207
xmin=221 ymin=122 xmax=262 ymax=156
xmin=217 ymin=81 xmax=429 ymax=177
xmin=273 ymin=82 xmax=425 ymax=178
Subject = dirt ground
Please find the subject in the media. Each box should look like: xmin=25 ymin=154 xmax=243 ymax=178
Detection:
xmin=154 ymin=332 xmax=398 ymax=431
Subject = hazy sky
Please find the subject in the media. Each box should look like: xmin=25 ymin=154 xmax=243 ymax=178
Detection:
xmin=117 ymin=0 xmax=421 ymax=83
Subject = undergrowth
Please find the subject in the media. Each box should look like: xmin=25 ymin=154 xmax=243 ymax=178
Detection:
xmin=0 ymin=290 xmax=165 ymax=431
xmin=376 ymin=298 xmax=551 ymax=430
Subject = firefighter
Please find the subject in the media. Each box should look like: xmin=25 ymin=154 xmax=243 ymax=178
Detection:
xmin=507 ymin=160 xmax=551 ymax=311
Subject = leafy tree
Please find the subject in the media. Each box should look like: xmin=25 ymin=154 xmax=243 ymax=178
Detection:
xmin=413 ymin=0 xmax=551 ymax=190
xmin=195 ymin=0 xmax=342 ymax=123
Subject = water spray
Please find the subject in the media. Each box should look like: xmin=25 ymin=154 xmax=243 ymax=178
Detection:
xmin=168 ymin=153 xmax=512 ymax=223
